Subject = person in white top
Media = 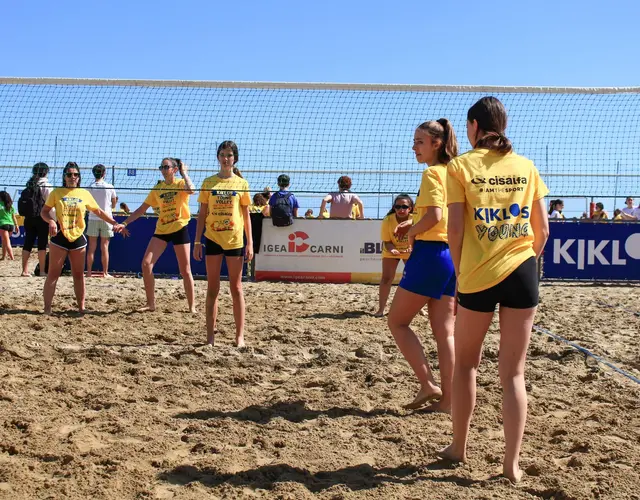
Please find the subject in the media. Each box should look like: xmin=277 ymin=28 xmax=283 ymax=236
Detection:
xmin=548 ymin=199 xmax=565 ymax=219
xmin=620 ymin=197 xmax=640 ymax=220
xmin=86 ymin=164 xmax=118 ymax=277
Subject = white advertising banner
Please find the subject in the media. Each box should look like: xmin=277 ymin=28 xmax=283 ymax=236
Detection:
xmin=255 ymin=219 xmax=404 ymax=283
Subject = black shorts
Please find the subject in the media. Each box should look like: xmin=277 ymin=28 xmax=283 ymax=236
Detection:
xmin=50 ymin=232 xmax=88 ymax=252
xmin=0 ymin=224 xmax=13 ymax=232
xmin=205 ymin=238 xmax=244 ymax=257
xmin=153 ymin=225 xmax=190 ymax=246
xmin=23 ymin=216 xmax=49 ymax=252
xmin=457 ymin=256 xmax=539 ymax=313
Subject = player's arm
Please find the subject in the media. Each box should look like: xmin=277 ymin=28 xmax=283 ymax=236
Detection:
xmin=242 ymin=204 xmax=254 ymax=261
xmin=111 ymin=190 xmax=118 ymax=210
xmin=318 ymin=195 xmax=331 ymax=218
xmin=409 ymin=206 xmax=441 ymax=237
xmin=530 ymin=197 xmax=550 ymax=259
xmin=447 ymin=203 xmax=464 ymax=277
xmin=178 ymin=161 xmax=196 ymax=194
xmin=193 ymin=202 xmax=207 ymax=261
xmin=122 ymin=203 xmax=151 ymax=227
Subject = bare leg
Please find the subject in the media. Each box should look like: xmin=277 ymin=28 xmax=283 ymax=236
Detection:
xmin=498 ymin=305 xmax=536 ymax=483
xmin=86 ymin=236 xmax=98 ymax=277
xmin=43 ymin=245 xmax=69 ymax=314
xmin=0 ymin=230 xmax=13 ymax=260
xmin=226 ymin=256 xmax=246 ymax=347
xmin=174 ymin=242 xmax=196 ymax=312
xmin=387 ymin=287 xmax=440 ymax=408
xmin=439 ymin=305 xmax=493 ymax=462
xmin=100 ymin=236 xmax=111 ymax=277
xmin=68 ymin=248 xmax=87 ymax=312
xmin=21 ymin=249 xmax=31 ymax=275
xmin=38 ymin=249 xmax=47 ymax=276
xmin=375 ymin=258 xmax=399 ymax=316
xmin=424 ymin=295 xmax=456 ymax=413
xmin=205 ymin=254 xmax=223 ymax=345
xmin=139 ymin=237 xmax=167 ymax=312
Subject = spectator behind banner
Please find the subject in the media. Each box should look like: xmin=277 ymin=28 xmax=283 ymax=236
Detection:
xmin=548 ymin=199 xmax=565 ymax=219
xmin=591 ymin=202 xmax=609 ymax=220
xmin=269 ymin=174 xmax=299 ymax=227
xmin=319 ymin=175 xmax=364 ymax=219
xmin=613 ymin=209 xmax=624 ymax=221
xmin=19 ymin=162 xmax=54 ymax=277
xmin=0 ymin=191 xmax=20 ymax=261
xmin=305 ymin=209 xmax=314 ymax=218
xmin=119 ymin=202 xmax=131 ymax=214
xmin=249 ymin=193 xmax=269 ymax=215
xmin=620 ymin=196 xmax=640 ymax=220
xmin=86 ymin=164 xmax=118 ymax=278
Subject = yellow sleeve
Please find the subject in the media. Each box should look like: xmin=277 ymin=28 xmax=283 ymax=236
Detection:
xmin=240 ymin=181 xmax=251 ymax=206
xmin=422 ymin=169 xmax=445 ymax=208
xmin=44 ymin=190 xmax=57 ymax=208
xmin=446 ymin=160 xmax=466 ymax=204
xmin=380 ymin=217 xmax=392 ymax=241
xmin=532 ymin=164 xmax=549 ymax=201
xmin=197 ymin=179 xmax=209 ymax=204
xmin=84 ymin=191 xmax=99 ymax=211
xmin=144 ymin=185 xmax=159 ymax=208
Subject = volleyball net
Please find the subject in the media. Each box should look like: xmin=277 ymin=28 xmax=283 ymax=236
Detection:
xmin=1 ymin=78 xmax=639 ymax=218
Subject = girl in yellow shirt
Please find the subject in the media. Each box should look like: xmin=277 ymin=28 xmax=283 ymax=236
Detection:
xmin=441 ymin=97 xmax=549 ymax=484
xmin=122 ymin=158 xmax=197 ymax=313
xmin=40 ymin=162 xmax=125 ymax=315
xmin=388 ymin=119 xmax=458 ymax=414
xmin=373 ymin=194 xmax=413 ymax=317
xmin=194 ymin=141 xmax=253 ymax=347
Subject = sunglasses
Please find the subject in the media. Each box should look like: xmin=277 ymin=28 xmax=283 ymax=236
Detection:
xmin=394 ymin=204 xmax=410 ymax=210
xmin=65 ymin=172 xmax=80 ymax=178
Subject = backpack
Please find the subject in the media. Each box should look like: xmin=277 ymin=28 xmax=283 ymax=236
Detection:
xmin=271 ymin=192 xmax=294 ymax=227
xmin=18 ymin=184 xmax=44 ymax=218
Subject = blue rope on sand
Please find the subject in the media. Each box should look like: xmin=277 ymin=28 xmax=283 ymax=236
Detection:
xmin=532 ymin=325 xmax=640 ymax=385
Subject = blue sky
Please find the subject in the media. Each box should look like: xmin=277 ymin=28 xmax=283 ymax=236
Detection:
xmin=4 ymin=0 xmax=640 ymax=86
xmin=2 ymin=0 xmax=640 ymax=217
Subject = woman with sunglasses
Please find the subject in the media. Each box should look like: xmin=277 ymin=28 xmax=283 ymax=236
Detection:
xmin=194 ymin=141 xmax=252 ymax=347
xmin=374 ymin=194 xmax=414 ymax=317
xmin=122 ymin=158 xmax=196 ymax=313
xmin=40 ymin=162 xmax=125 ymax=314
xmin=387 ymin=119 xmax=458 ymax=413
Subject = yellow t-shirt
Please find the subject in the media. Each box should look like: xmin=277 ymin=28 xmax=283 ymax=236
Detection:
xmin=414 ymin=165 xmax=448 ymax=243
xmin=198 ymin=174 xmax=251 ymax=250
xmin=144 ymin=179 xmax=191 ymax=235
xmin=45 ymin=188 xmax=99 ymax=242
xmin=591 ymin=210 xmax=609 ymax=220
xmin=380 ymin=214 xmax=411 ymax=260
xmin=351 ymin=203 xmax=360 ymax=219
xmin=447 ymin=149 xmax=549 ymax=294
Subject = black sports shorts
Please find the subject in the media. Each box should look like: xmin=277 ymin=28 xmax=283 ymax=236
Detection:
xmin=205 ymin=237 xmax=244 ymax=257
xmin=153 ymin=225 xmax=190 ymax=246
xmin=50 ymin=232 xmax=88 ymax=252
xmin=457 ymin=256 xmax=539 ymax=313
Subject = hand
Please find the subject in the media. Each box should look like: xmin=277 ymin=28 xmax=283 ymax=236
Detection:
xmin=12 ymin=226 xmax=20 ymax=236
xmin=408 ymin=233 xmax=416 ymax=250
xmin=394 ymin=220 xmax=412 ymax=237
xmin=178 ymin=161 xmax=188 ymax=176
xmin=245 ymin=246 xmax=254 ymax=262
xmin=390 ymin=248 xmax=400 ymax=256
xmin=48 ymin=220 xmax=58 ymax=237
xmin=193 ymin=243 xmax=203 ymax=261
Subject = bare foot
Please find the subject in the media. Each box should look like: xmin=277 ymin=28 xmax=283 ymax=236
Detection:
xmin=437 ymin=444 xmax=467 ymax=463
xmin=373 ymin=310 xmax=385 ymax=318
xmin=136 ymin=305 xmax=156 ymax=313
xmin=403 ymin=386 xmax=442 ymax=410
xmin=206 ymin=334 xmax=215 ymax=346
xmin=21 ymin=272 xmax=31 ymax=277
xmin=235 ymin=335 xmax=245 ymax=348
xmin=43 ymin=308 xmax=52 ymax=316
xmin=503 ymin=468 xmax=523 ymax=484
xmin=189 ymin=307 xmax=197 ymax=314
xmin=86 ymin=272 xmax=93 ymax=278
xmin=103 ymin=273 xmax=113 ymax=278
xmin=422 ymin=400 xmax=451 ymax=414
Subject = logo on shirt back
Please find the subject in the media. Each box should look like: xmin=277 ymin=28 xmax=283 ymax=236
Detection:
xmin=473 ymin=175 xmax=528 ymax=193
xmin=474 ymin=203 xmax=530 ymax=241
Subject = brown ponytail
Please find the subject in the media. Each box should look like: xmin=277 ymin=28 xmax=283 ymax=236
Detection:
xmin=417 ymin=118 xmax=459 ymax=164
xmin=467 ymin=96 xmax=513 ymax=154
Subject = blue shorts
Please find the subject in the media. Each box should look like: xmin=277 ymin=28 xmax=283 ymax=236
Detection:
xmin=399 ymin=240 xmax=456 ymax=299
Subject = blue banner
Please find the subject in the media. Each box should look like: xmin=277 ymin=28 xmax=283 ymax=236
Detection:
xmin=3 ymin=216 xmax=247 ymax=277
xmin=543 ymin=221 xmax=640 ymax=280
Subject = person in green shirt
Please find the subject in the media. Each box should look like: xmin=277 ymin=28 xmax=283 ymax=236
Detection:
xmin=0 ymin=191 xmax=20 ymax=261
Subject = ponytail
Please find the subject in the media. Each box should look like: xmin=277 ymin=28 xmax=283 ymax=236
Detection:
xmin=474 ymin=132 xmax=513 ymax=155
